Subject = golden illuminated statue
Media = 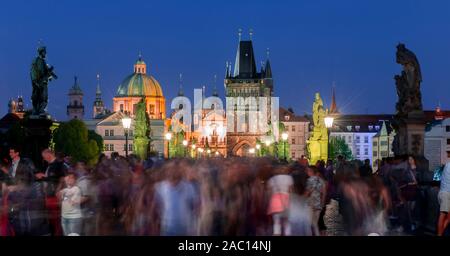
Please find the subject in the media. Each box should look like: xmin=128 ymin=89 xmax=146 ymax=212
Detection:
xmin=307 ymin=93 xmax=328 ymax=164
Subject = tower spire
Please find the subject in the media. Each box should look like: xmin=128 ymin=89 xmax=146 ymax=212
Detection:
xmin=178 ymin=73 xmax=184 ymax=96
xmin=238 ymin=28 xmax=242 ymax=41
xmin=212 ymin=74 xmax=218 ymax=97
xmin=249 ymin=28 xmax=253 ymax=40
xmin=330 ymin=82 xmax=339 ymax=114
xmin=96 ymin=73 xmax=101 ymax=97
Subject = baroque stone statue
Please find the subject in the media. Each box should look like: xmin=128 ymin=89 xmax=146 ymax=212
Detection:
xmin=392 ymin=43 xmax=427 ymax=160
xmin=394 ymin=43 xmax=423 ymax=117
xmin=30 ymin=45 xmax=57 ymax=117
xmin=307 ymin=93 xmax=328 ymax=163
xmin=310 ymin=93 xmax=328 ymax=140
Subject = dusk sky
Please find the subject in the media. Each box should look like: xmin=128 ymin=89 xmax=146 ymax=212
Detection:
xmin=1 ymin=0 xmax=450 ymax=121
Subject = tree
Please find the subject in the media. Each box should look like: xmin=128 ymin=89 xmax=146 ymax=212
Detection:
xmin=133 ymin=98 xmax=150 ymax=160
xmin=88 ymin=130 xmax=104 ymax=153
xmin=53 ymin=119 xmax=99 ymax=166
xmin=329 ymin=137 xmax=353 ymax=161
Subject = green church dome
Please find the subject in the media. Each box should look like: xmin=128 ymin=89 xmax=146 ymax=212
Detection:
xmin=115 ymin=56 xmax=164 ymax=97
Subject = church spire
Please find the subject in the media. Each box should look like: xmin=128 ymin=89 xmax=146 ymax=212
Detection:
xmin=264 ymin=48 xmax=272 ymax=79
xmin=330 ymin=82 xmax=339 ymax=114
xmin=96 ymin=74 xmax=102 ymax=98
xmin=212 ymin=74 xmax=218 ymax=97
xmin=178 ymin=73 xmax=184 ymax=96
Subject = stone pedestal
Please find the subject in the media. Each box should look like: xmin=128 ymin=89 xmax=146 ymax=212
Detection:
xmin=23 ymin=117 xmax=53 ymax=171
xmin=308 ymin=139 xmax=328 ymax=164
xmin=393 ymin=111 xmax=429 ymax=170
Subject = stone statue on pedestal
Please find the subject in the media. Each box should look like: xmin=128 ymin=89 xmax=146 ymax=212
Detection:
xmin=307 ymin=93 xmax=328 ymax=164
xmin=392 ymin=43 xmax=427 ymax=165
xmin=394 ymin=43 xmax=423 ymax=118
xmin=30 ymin=45 xmax=57 ymax=117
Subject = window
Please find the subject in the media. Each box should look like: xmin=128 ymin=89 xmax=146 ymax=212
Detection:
xmin=133 ymin=104 xmax=137 ymax=115
xmin=348 ymin=136 xmax=352 ymax=143
xmin=373 ymin=151 xmax=378 ymax=157
xmin=381 ymin=151 xmax=388 ymax=157
xmin=291 ymin=152 xmax=295 ymax=158
xmin=120 ymin=104 xmax=124 ymax=112
xmin=380 ymin=140 xmax=388 ymax=146
xmin=291 ymin=138 xmax=295 ymax=144
xmin=356 ymin=136 xmax=360 ymax=143
xmin=129 ymin=130 xmax=133 ymax=137
xmin=368 ymin=125 xmax=373 ymax=131
xmin=356 ymin=148 xmax=361 ymax=156
xmin=284 ymin=115 xmax=290 ymax=121
xmin=373 ymin=141 xmax=378 ymax=146
xmin=375 ymin=125 xmax=380 ymax=130
xmin=110 ymin=144 xmax=114 ymax=151
xmin=448 ymin=151 xmax=450 ymax=158
xmin=347 ymin=126 xmax=352 ymax=131
xmin=285 ymin=125 xmax=289 ymax=131
xmin=447 ymin=139 xmax=450 ymax=145
xmin=355 ymin=126 xmax=360 ymax=131
xmin=129 ymin=144 xmax=133 ymax=151
xmin=446 ymin=126 xmax=450 ymax=132
xmin=105 ymin=130 xmax=109 ymax=137
xmin=149 ymin=104 xmax=155 ymax=114
xmin=364 ymin=136 xmax=369 ymax=143
xmin=292 ymin=126 xmax=295 ymax=132
xmin=104 ymin=144 xmax=109 ymax=151
xmin=364 ymin=148 xmax=369 ymax=156
xmin=110 ymin=129 xmax=114 ymax=136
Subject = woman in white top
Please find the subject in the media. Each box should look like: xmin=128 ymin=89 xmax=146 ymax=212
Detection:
xmin=57 ymin=173 xmax=82 ymax=236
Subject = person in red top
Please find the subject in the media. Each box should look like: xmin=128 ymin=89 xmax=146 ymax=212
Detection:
xmin=298 ymin=155 xmax=309 ymax=167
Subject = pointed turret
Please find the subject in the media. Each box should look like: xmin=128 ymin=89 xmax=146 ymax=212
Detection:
xmin=233 ymin=29 xmax=257 ymax=79
xmin=212 ymin=74 xmax=218 ymax=97
xmin=330 ymin=84 xmax=339 ymax=114
xmin=178 ymin=73 xmax=184 ymax=96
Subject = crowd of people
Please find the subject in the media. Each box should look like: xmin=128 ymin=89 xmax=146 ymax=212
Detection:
xmin=0 ymin=146 xmax=449 ymax=236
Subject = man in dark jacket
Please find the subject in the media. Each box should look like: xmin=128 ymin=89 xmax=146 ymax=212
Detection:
xmin=35 ymin=149 xmax=67 ymax=236
xmin=359 ymin=159 xmax=373 ymax=178
xmin=7 ymin=146 xmax=49 ymax=235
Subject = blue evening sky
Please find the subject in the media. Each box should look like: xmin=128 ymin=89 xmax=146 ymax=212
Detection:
xmin=1 ymin=0 xmax=449 ymax=121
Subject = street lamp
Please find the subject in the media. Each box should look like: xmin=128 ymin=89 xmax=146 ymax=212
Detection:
xmin=121 ymin=116 xmax=132 ymax=157
xmin=324 ymin=115 xmax=334 ymax=129
xmin=182 ymin=139 xmax=188 ymax=157
xmin=324 ymin=114 xmax=335 ymax=161
xmin=281 ymin=132 xmax=289 ymax=161
xmin=256 ymin=144 xmax=261 ymax=157
xmin=165 ymin=132 xmax=172 ymax=159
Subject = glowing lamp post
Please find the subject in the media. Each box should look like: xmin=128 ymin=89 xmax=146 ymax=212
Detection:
xmin=182 ymin=139 xmax=188 ymax=157
xmin=281 ymin=132 xmax=289 ymax=162
xmin=256 ymin=144 xmax=261 ymax=157
xmin=165 ymin=132 xmax=172 ymax=159
xmin=121 ymin=116 xmax=132 ymax=157
xmin=324 ymin=114 xmax=335 ymax=161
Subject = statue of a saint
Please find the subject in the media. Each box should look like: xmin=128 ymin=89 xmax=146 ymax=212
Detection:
xmin=394 ymin=43 xmax=423 ymax=117
xmin=310 ymin=93 xmax=327 ymax=140
xmin=30 ymin=46 xmax=57 ymax=117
